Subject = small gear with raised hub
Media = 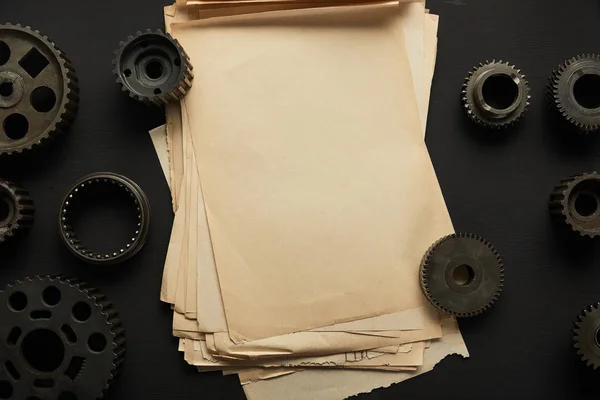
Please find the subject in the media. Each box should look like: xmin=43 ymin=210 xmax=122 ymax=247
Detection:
xmin=0 ymin=179 xmax=34 ymax=244
xmin=548 ymin=54 xmax=600 ymax=133
xmin=550 ymin=172 xmax=600 ymax=238
xmin=113 ymin=29 xmax=193 ymax=106
xmin=574 ymin=303 xmax=600 ymax=369
xmin=0 ymin=274 xmax=125 ymax=399
xmin=462 ymin=60 xmax=530 ymax=128
xmin=0 ymin=23 xmax=79 ymax=156
xmin=420 ymin=233 xmax=504 ymax=317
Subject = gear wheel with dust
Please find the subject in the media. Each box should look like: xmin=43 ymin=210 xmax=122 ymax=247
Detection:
xmin=0 ymin=274 xmax=125 ymax=399
xmin=547 ymin=54 xmax=600 ymax=133
xmin=462 ymin=60 xmax=530 ymax=128
xmin=113 ymin=29 xmax=193 ymax=106
xmin=420 ymin=233 xmax=504 ymax=317
xmin=550 ymin=172 xmax=600 ymax=238
xmin=0 ymin=23 xmax=79 ymax=156
xmin=574 ymin=303 xmax=600 ymax=369
xmin=0 ymin=179 xmax=34 ymax=244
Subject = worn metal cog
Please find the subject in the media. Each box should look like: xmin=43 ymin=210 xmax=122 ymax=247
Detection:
xmin=420 ymin=233 xmax=504 ymax=317
xmin=550 ymin=172 xmax=600 ymax=238
xmin=0 ymin=23 xmax=79 ymax=156
xmin=0 ymin=179 xmax=33 ymax=244
xmin=548 ymin=54 xmax=600 ymax=133
xmin=113 ymin=29 xmax=193 ymax=106
xmin=574 ymin=303 xmax=600 ymax=369
xmin=0 ymin=274 xmax=125 ymax=399
xmin=462 ymin=60 xmax=530 ymax=128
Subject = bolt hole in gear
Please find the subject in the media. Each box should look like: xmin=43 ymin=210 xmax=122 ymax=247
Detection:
xmin=0 ymin=275 xmax=125 ymax=399
xmin=59 ymin=173 xmax=151 ymax=265
xmin=420 ymin=233 xmax=504 ymax=317
xmin=462 ymin=60 xmax=530 ymax=129
xmin=548 ymin=54 xmax=600 ymax=133
xmin=575 ymin=303 xmax=600 ymax=369
xmin=113 ymin=30 xmax=193 ymax=106
xmin=0 ymin=180 xmax=34 ymax=244
xmin=550 ymin=172 xmax=600 ymax=238
xmin=0 ymin=24 xmax=79 ymax=156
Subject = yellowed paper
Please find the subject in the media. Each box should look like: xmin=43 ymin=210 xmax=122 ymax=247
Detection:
xmin=149 ymin=125 xmax=171 ymax=189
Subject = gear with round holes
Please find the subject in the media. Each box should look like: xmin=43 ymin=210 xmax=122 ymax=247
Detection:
xmin=550 ymin=172 xmax=600 ymax=238
xmin=462 ymin=60 xmax=530 ymax=129
xmin=113 ymin=29 xmax=193 ymax=106
xmin=419 ymin=233 xmax=504 ymax=317
xmin=59 ymin=172 xmax=151 ymax=265
xmin=0 ymin=179 xmax=34 ymax=244
xmin=574 ymin=303 xmax=600 ymax=369
xmin=548 ymin=54 xmax=600 ymax=133
xmin=0 ymin=274 xmax=125 ymax=399
xmin=0 ymin=23 xmax=79 ymax=156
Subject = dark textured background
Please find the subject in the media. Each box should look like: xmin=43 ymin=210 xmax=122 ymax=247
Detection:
xmin=1 ymin=0 xmax=600 ymax=399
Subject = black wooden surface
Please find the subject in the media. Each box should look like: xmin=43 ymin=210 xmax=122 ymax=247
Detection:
xmin=1 ymin=0 xmax=600 ymax=399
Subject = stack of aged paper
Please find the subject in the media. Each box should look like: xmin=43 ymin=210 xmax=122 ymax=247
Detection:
xmin=149 ymin=1 xmax=470 ymax=398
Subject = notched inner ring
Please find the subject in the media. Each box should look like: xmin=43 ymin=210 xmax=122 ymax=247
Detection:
xmin=475 ymin=71 xmax=523 ymax=117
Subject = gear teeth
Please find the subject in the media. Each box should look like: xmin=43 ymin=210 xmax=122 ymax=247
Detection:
xmin=549 ymin=172 xmax=600 ymax=238
xmin=0 ymin=180 xmax=34 ymax=243
xmin=574 ymin=303 xmax=600 ymax=369
xmin=548 ymin=54 xmax=600 ymax=133
xmin=113 ymin=29 xmax=193 ymax=106
xmin=462 ymin=60 xmax=530 ymax=129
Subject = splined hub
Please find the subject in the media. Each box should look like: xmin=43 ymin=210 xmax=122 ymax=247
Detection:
xmin=548 ymin=54 xmax=600 ymax=133
xmin=113 ymin=30 xmax=193 ymax=106
xmin=0 ymin=179 xmax=34 ymax=244
xmin=420 ymin=233 xmax=504 ymax=317
xmin=462 ymin=60 xmax=530 ymax=128
xmin=0 ymin=275 xmax=125 ymax=399
xmin=574 ymin=303 xmax=600 ymax=369
xmin=550 ymin=172 xmax=600 ymax=238
xmin=0 ymin=24 xmax=79 ymax=156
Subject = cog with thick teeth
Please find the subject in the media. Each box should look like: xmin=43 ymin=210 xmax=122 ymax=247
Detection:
xmin=420 ymin=233 xmax=504 ymax=317
xmin=113 ymin=29 xmax=193 ymax=106
xmin=550 ymin=172 xmax=600 ymax=238
xmin=462 ymin=60 xmax=530 ymax=129
xmin=548 ymin=54 xmax=600 ymax=133
xmin=574 ymin=303 xmax=600 ymax=369
xmin=0 ymin=23 xmax=79 ymax=156
xmin=0 ymin=179 xmax=34 ymax=244
xmin=0 ymin=274 xmax=125 ymax=399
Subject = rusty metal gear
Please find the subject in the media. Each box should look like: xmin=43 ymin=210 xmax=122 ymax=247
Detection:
xmin=550 ymin=172 xmax=600 ymax=238
xmin=462 ymin=60 xmax=530 ymax=128
xmin=0 ymin=23 xmax=79 ymax=156
xmin=0 ymin=179 xmax=33 ymax=244
xmin=113 ymin=29 xmax=193 ymax=106
xmin=574 ymin=303 xmax=600 ymax=369
xmin=420 ymin=233 xmax=504 ymax=317
xmin=0 ymin=274 xmax=125 ymax=399
xmin=548 ymin=54 xmax=600 ymax=133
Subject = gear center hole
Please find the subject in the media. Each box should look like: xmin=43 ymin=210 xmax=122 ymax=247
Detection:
xmin=0 ymin=82 xmax=13 ymax=97
xmin=573 ymin=74 xmax=600 ymax=109
xmin=453 ymin=264 xmax=475 ymax=286
xmin=0 ymin=195 xmax=14 ymax=226
xmin=482 ymin=74 xmax=519 ymax=110
xmin=145 ymin=60 xmax=164 ymax=80
xmin=574 ymin=192 xmax=598 ymax=217
xmin=21 ymin=329 xmax=65 ymax=373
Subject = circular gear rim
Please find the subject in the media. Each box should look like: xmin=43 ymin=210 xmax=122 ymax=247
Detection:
xmin=574 ymin=303 xmax=600 ymax=369
xmin=419 ymin=233 xmax=504 ymax=317
xmin=0 ymin=179 xmax=34 ymax=244
xmin=113 ymin=29 xmax=193 ymax=106
xmin=0 ymin=23 xmax=79 ymax=156
xmin=0 ymin=274 xmax=126 ymax=399
xmin=547 ymin=54 xmax=600 ymax=133
xmin=549 ymin=171 xmax=600 ymax=238
xmin=462 ymin=60 xmax=530 ymax=129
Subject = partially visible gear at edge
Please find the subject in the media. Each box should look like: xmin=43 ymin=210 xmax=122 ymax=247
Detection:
xmin=547 ymin=54 xmax=600 ymax=133
xmin=0 ymin=179 xmax=34 ymax=243
xmin=574 ymin=303 xmax=600 ymax=369
xmin=420 ymin=233 xmax=504 ymax=317
xmin=550 ymin=172 xmax=600 ymax=238
xmin=0 ymin=23 xmax=79 ymax=156
xmin=462 ymin=60 xmax=530 ymax=129
xmin=113 ymin=29 xmax=193 ymax=106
